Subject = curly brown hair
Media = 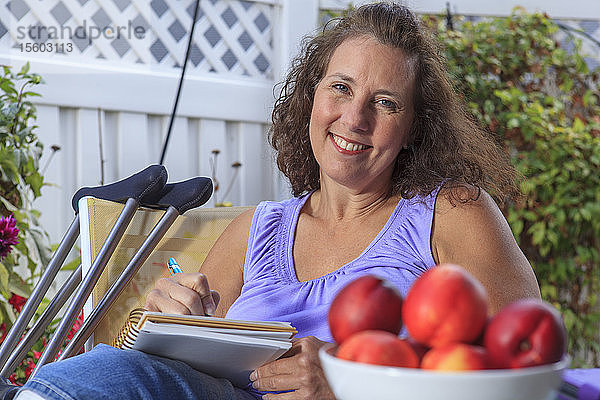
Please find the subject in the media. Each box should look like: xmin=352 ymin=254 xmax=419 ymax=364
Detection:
xmin=270 ymin=2 xmax=519 ymax=203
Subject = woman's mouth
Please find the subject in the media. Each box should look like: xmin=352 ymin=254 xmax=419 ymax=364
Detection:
xmin=330 ymin=133 xmax=371 ymax=153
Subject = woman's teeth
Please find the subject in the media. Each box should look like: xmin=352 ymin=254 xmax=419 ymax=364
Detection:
xmin=332 ymin=135 xmax=368 ymax=151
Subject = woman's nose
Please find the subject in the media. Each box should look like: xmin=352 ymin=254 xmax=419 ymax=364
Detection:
xmin=339 ymin=99 xmax=371 ymax=133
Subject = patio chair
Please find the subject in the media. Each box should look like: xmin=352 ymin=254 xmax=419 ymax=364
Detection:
xmin=0 ymin=165 xmax=227 ymax=399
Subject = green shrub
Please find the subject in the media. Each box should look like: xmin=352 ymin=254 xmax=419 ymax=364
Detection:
xmin=0 ymin=62 xmax=56 ymax=383
xmin=0 ymin=62 xmax=52 ymax=307
xmin=424 ymin=9 xmax=600 ymax=366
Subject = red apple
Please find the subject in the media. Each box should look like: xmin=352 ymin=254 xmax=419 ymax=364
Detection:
xmin=402 ymin=264 xmax=488 ymax=348
xmin=484 ymin=298 xmax=567 ymax=369
xmin=336 ymin=330 xmax=419 ymax=368
xmin=328 ymin=275 xmax=403 ymax=344
xmin=421 ymin=343 xmax=489 ymax=371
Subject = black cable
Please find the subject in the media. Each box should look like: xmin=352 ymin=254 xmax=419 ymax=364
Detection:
xmin=445 ymin=2 xmax=454 ymax=31
xmin=159 ymin=0 xmax=201 ymax=165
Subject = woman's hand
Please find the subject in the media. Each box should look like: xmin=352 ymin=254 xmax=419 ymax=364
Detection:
xmin=145 ymin=272 xmax=220 ymax=316
xmin=250 ymin=336 xmax=335 ymax=400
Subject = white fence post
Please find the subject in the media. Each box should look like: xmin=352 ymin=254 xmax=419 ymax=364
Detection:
xmin=273 ymin=0 xmax=319 ymax=80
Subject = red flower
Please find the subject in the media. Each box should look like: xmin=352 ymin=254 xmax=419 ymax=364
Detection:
xmin=9 ymin=294 xmax=27 ymax=313
xmin=0 ymin=215 xmax=19 ymax=260
xmin=0 ymin=323 xmax=6 ymax=342
xmin=24 ymin=359 xmax=35 ymax=379
xmin=66 ymin=313 xmax=84 ymax=341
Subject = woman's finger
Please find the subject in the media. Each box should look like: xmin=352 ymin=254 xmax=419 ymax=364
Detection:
xmin=204 ymin=290 xmax=220 ymax=316
xmin=145 ymin=281 xmax=220 ymax=316
xmin=251 ymin=368 xmax=296 ymax=392
xmin=154 ymin=274 xmax=210 ymax=315
xmin=170 ymin=272 xmax=210 ymax=293
xmin=251 ymin=357 xmax=297 ymax=383
xmin=145 ymin=287 xmax=194 ymax=314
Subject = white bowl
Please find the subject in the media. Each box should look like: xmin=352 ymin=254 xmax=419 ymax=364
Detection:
xmin=319 ymin=344 xmax=570 ymax=400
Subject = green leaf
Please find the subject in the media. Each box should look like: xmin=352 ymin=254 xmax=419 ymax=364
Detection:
xmin=0 ymin=196 xmax=18 ymax=213
xmin=573 ymin=117 xmax=586 ymax=133
xmin=0 ymin=80 xmax=17 ymax=95
xmin=19 ymin=62 xmax=30 ymax=75
xmin=529 ymin=221 xmax=546 ymax=245
xmin=0 ymin=263 xmax=9 ymax=294
xmin=7 ymin=275 xmax=32 ymax=298
xmin=580 ymin=207 xmax=592 ymax=221
xmin=583 ymin=90 xmax=596 ymax=107
xmin=510 ymin=218 xmax=524 ymax=237
xmin=24 ymin=171 xmax=43 ymax=198
xmin=540 ymin=284 xmax=557 ymax=300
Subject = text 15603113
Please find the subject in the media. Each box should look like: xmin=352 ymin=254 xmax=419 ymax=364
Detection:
xmin=18 ymin=43 xmax=74 ymax=53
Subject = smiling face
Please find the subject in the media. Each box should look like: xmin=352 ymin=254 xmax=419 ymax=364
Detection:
xmin=309 ymin=36 xmax=416 ymax=194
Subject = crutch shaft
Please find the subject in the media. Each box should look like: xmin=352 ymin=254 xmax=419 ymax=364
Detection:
xmin=0 ymin=216 xmax=80 ymax=369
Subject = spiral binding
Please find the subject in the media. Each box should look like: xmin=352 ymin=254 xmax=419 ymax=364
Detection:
xmin=112 ymin=308 xmax=145 ymax=349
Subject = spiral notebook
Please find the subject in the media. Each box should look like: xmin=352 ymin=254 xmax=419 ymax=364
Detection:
xmin=113 ymin=309 xmax=297 ymax=387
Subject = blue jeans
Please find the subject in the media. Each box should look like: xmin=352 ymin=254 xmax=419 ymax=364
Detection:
xmin=20 ymin=344 xmax=260 ymax=400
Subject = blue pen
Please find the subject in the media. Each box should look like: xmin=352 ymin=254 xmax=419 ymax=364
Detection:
xmin=167 ymin=257 xmax=183 ymax=275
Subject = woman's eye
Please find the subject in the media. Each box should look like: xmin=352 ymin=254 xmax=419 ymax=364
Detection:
xmin=376 ymin=98 xmax=397 ymax=109
xmin=332 ymin=83 xmax=349 ymax=93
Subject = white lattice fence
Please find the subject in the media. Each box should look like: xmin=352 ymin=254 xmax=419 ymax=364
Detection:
xmin=0 ymin=0 xmax=275 ymax=78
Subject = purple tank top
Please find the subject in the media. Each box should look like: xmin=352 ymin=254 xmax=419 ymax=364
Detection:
xmin=225 ymin=190 xmax=439 ymax=343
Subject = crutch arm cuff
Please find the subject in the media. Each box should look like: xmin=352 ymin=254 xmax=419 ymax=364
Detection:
xmin=71 ymin=165 xmax=168 ymax=213
xmin=144 ymin=177 xmax=213 ymax=214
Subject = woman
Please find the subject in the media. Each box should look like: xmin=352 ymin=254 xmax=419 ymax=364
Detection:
xmin=17 ymin=3 xmax=540 ymax=400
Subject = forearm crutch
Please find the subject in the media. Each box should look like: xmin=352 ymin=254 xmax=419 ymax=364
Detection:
xmin=31 ymin=165 xmax=168 ymax=373
xmin=0 ymin=165 xmax=167 ymax=377
xmin=57 ymin=177 xmax=213 ymax=361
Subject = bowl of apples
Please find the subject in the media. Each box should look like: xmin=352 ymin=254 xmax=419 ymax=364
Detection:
xmin=319 ymin=266 xmax=570 ymax=400
xmin=319 ymin=344 xmax=569 ymax=400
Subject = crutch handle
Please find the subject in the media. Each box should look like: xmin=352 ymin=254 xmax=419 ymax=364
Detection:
xmin=144 ymin=176 xmax=213 ymax=213
xmin=71 ymin=164 xmax=167 ymax=213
